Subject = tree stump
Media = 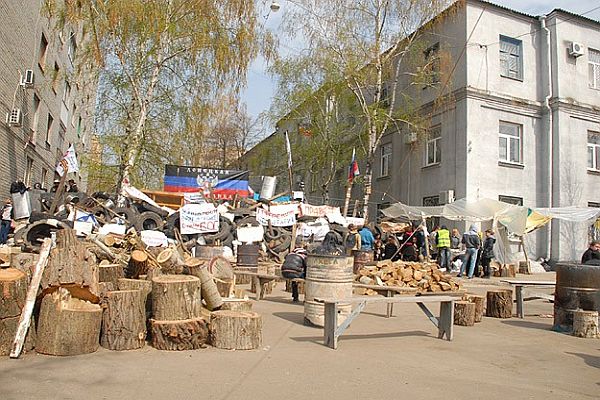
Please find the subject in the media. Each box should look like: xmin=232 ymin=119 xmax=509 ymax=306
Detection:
xmin=41 ymin=228 xmax=100 ymax=303
xmin=117 ymin=278 xmax=152 ymax=313
xmin=101 ymin=290 xmax=146 ymax=350
xmin=149 ymin=318 xmax=208 ymax=351
xmin=220 ymin=298 xmax=253 ymax=312
xmin=0 ymin=315 xmax=35 ymax=356
xmin=151 ymin=275 xmax=202 ymax=320
xmin=98 ymin=282 xmax=116 ymax=297
xmin=36 ymin=288 xmax=102 ymax=356
xmin=156 ymin=247 xmax=185 ymax=274
xmin=210 ymin=310 xmax=262 ymax=350
xmin=188 ymin=262 xmax=223 ymax=311
xmin=0 ymin=268 xmax=27 ymax=319
xmin=454 ymin=301 xmax=476 ymax=326
xmin=466 ymin=294 xmax=485 ymax=323
xmin=98 ymin=263 xmax=124 ymax=285
xmin=10 ymin=252 xmax=39 ymax=278
xmin=486 ymin=289 xmax=513 ymax=318
xmin=215 ymin=278 xmax=235 ymax=298
xmin=128 ymin=250 xmax=148 ymax=278
xmin=572 ymin=310 xmax=599 ymax=339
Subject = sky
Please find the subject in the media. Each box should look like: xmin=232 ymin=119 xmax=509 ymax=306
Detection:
xmin=241 ymin=0 xmax=600 ymax=139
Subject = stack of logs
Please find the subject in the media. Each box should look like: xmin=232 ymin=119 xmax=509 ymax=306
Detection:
xmin=356 ymin=260 xmax=461 ymax=293
xmin=454 ymin=294 xmax=485 ymax=326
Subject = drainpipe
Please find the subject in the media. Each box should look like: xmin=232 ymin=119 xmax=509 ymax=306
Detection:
xmin=540 ymin=15 xmax=553 ymax=260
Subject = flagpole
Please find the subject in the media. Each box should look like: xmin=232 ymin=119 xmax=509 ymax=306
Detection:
xmin=284 ymin=131 xmax=294 ymax=199
xmin=343 ymin=148 xmax=357 ymax=216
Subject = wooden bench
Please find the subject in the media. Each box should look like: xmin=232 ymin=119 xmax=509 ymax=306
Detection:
xmin=353 ymin=284 xmax=417 ymax=317
xmin=314 ymin=295 xmax=455 ymax=349
xmin=500 ymin=279 xmax=555 ymax=318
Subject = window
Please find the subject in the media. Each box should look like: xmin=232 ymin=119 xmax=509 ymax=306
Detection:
xmin=425 ymin=127 xmax=441 ymax=166
xmin=588 ymin=131 xmax=600 ymax=171
xmin=498 ymin=195 xmax=523 ymax=206
xmin=52 ymin=63 xmax=60 ymax=93
xmin=499 ymin=121 xmax=522 ymax=164
xmin=24 ymin=157 xmax=34 ymax=186
xmin=380 ymin=143 xmax=392 ymax=177
xmin=41 ymin=168 xmax=48 ymax=189
xmin=68 ymin=33 xmax=77 ymax=64
xmin=46 ymin=114 xmax=53 ymax=145
xmin=31 ymin=95 xmax=41 ymax=142
xmin=62 ymin=81 xmax=71 ymax=108
xmin=423 ymin=196 xmax=440 ymax=230
xmin=380 ymin=85 xmax=390 ymax=108
xmin=589 ymin=49 xmax=600 ymax=90
xmin=424 ymin=42 xmax=440 ymax=84
xmin=499 ymin=35 xmax=523 ymax=80
xmin=39 ymin=34 xmax=48 ymax=70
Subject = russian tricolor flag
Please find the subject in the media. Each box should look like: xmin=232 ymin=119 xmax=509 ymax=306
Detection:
xmin=348 ymin=148 xmax=360 ymax=182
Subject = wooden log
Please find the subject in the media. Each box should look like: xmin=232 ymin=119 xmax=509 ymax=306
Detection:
xmin=156 ymin=247 xmax=185 ymax=274
xmin=117 ymin=278 xmax=152 ymax=311
xmin=98 ymin=282 xmax=116 ymax=297
xmin=210 ymin=310 xmax=262 ymax=350
xmin=466 ymin=294 xmax=485 ymax=323
xmin=220 ymin=298 xmax=253 ymax=312
xmin=128 ymin=250 xmax=149 ymax=278
xmin=486 ymin=289 xmax=513 ymax=318
xmin=9 ymin=252 xmax=38 ymax=277
xmin=215 ymin=278 xmax=235 ymax=298
xmin=454 ymin=301 xmax=476 ymax=326
xmin=572 ymin=310 xmax=599 ymax=339
xmin=149 ymin=318 xmax=208 ymax=351
xmin=187 ymin=260 xmax=223 ymax=311
xmin=101 ymin=290 xmax=146 ymax=350
xmin=0 ymin=268 xmax=28 ymax=319
xmin=98 ymin=263 xmax=124 ymax=285
xmin=151 ymin=274 xmax=202 ymax=320
xmin=36 ymin=287 xmax=102 ymax=356
xmin=41 ymin=228 xmax=100 ymax=302
xmin=0 ymin=315 xmax=35 ymax=356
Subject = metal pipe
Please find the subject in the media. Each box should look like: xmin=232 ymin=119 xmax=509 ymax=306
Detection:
xmin=540 ymin=15 xmax=553 ymax=260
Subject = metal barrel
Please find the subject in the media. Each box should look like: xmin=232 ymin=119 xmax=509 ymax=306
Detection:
xmin=195 ymin=245 xmax=225 ymax=260
xmin=352 ymin=250 xmax=374 ymax=274
xmin=236 ymin=244 xmax=260 ymax=284
xmin=304 ymin=254 xmax=354 ymax=327
xmin=553 ymin=263 xmax=600 ymax=332
xmin=260 ymin=176 xmax=277 ymax=200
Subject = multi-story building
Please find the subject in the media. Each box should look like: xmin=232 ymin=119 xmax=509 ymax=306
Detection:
xmin=241 ymin=0 xmax=600 ymax=261
xmin=0 ymin=0 xmax=96 ymax=198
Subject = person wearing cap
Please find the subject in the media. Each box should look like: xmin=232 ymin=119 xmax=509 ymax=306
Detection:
xmin=67 ymin=179 xmax=79 ymax=193
xmin=281 ymin=246 xmax=308 ymax=302
xmin=50 ymin=179 xmax=61 ymax=193
xmin=0 ymin=198 xmax=13 ymax=245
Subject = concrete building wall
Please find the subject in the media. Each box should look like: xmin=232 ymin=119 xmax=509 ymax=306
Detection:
xmin=0 ymin=1 xmax=94 ymax=200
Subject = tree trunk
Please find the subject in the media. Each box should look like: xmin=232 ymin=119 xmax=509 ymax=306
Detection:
xmin=466 ymin=294 xmax=485 ymax=323
xmin=98 ymin=282 xmax=116 ymax=297
xmin=215 ymin=278 xmax=235 ymax=298
xmin=41 ymin=228 xmax=99 ymax=303
xmin=98 ymin=263 xmax=124 ymax=286
xmin=117 ymin=278 xmax=152 ymax=312
xmin=101 ymin=290 xmax=146 ymax=350
xmin=156 ymin=247 xmax=185 ymax=274
xmin=151 ymin=274 xmax=202 ymax=320
xmin=36 ymin=288 xmax=102 ymax=356
xmin=454 ymin=301 xmax=476 ymax=326
xmin=10 ymin=252 xmax=38 ymax=277
xmin=572 ymin=310 xmax=599 ymax=338
xmin=0 ymin=268 xmax=27 ymax=319
xmin=0 ymin=315 xmax=35 ymax=356
xmin=220 ymin=298 xmax=253 ymax=312
xmin=486 ymin=289 xmax=513 ymax=318
xmin=128 ymin=250 xmax=149 ymax=278
xmin=149 ymin=318 xmax=208 ymax=351
xmin=210 ymin=310 xmax=262 ymax=350
xmin=188 ymin=262 xmax=223 ymax=311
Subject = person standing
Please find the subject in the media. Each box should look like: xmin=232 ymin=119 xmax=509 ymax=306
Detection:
xmin=383 ymin=235 xmax=399 ymax=260
xmin=0 ymin=199 xmax=13 ymax=245
xmin=459 ymin=224 xmax=481 ymax=279
xmin=359 ymin=225 xmax=375 ymax=251
xmin=373 ymin=233 xmax=383 ymax=261
xmin=413 ymin=224 xmax=427 ymax=258
xmin=450 ymin=228 xmax=461 ymax=250
xmin=581 ymin=240 xmax=600 ymax=265
xmin=481 ymin=229 xmax=496 ymax=278
xmin=281 ymin=247 xmax=308 ymax=302
xmin=436 ymin=225 xmax=451 ymax=271
xmin=344 ymin=224 xmax=361 ymax=256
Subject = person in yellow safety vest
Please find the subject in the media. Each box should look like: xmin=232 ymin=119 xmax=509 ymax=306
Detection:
xmin=436 ymin=225 xmax=451 ymax=271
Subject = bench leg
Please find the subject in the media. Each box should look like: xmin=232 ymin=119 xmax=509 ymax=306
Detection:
xmin=385 ymin=290 xmax=394 ymax=318
xmin=516 ymin=286 xmax=523 ymax=318
xmin=438 ymin=300 xmax=454 ymax=341
xmin=324 ymin=302 xmax=338 ymax=349
xmin=253 ymin=276 xmax=261 ymax=300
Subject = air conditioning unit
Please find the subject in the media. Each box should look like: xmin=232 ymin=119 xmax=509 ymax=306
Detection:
xmin=404 ymin=132 xmax=418 ymax=144
xmin=569 ymin=42 xmax=585 ymax=57
xmin=20 ymin=70 xmax=34 ymax=87
xmin=6 ymin=108 xmax=22 ymax=127
xmin=439 ymin=189 xmax=455 ymax=205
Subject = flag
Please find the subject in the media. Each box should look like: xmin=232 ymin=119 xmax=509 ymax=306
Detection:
xmin=163 ymin=165 xmax=250 ymax=200
xmin=284 ymin=130 xmax=293 ymax=170
xmin=55 ymin=144 xmax=79 ymax=177
xmin=348 ymin=148 xmax=360 ymax=182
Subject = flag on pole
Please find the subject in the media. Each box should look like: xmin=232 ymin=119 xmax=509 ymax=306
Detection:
xmin=284 ymin=130 xmax=293 ymax=169
xmin=348 ymin=148 xmax=360 ymax=182
xmin=55 ymin=144 xmax=79 ymax=177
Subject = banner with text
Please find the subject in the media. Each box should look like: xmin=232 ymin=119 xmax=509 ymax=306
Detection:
xmin=180 ymin=203 xmax=220 ymax=234
xmin=256 ymin=207 xmax=296 ymax=227
xmin=299 ymin=203 xmax=341 ymax=218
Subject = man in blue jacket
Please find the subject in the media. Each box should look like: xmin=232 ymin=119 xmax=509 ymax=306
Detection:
xmin=359 ymin=226 xmax=375 ymax=251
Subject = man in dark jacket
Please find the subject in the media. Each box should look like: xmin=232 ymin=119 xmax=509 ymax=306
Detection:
xmin=481 ymin=230 xmax=496 ymax=278
xmin=459 ymin=224 xmax=481 ymax=279
xmin=581 ymin=241 xmax=600 ymax=265
xmin=281 ymin=247 xmax=308 ymax=302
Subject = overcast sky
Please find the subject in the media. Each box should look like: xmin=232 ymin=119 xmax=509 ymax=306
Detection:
xmin=242 ymin=0 xmax=600 ymax=137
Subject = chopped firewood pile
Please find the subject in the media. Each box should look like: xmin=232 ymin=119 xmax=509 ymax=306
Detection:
xmin=356 ymin=259 xmax=462 ymax=294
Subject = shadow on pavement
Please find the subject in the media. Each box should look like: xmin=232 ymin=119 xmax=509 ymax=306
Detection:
xmin=290 ymin=330 xmax=432 ymax=346
xmin=565 ymin=351 xmax=600 ymax=369
xmin=273 ymin=311 xmax=307 ymax=326
xmin=500 ymin=319 xmax=552 ymax=331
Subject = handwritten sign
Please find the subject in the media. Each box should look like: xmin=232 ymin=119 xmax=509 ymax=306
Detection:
xmin=256 ymin=207 xmax=296 ymax=227
xmin=300 ymin=203 xmax=340 ymax=218
xmin=180 ymin=203 xmax=220 ymax=234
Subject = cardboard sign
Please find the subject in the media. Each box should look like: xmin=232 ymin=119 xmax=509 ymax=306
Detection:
xmin=236 ymin=226 xmax=264 ymax=243
xmin=180 ymin=203 xmax=220 ymax=234
xmin=296 ymin=220 xmax=330 ymax=241
xmin=300 ymin=203 xmax=340 ymax=218
xmin=256 ymin=207 xmax=296 ymax=227
xmin=140 ymin=230 xmax=168 ymax=247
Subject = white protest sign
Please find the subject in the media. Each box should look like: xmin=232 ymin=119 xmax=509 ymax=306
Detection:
xmin=256 ymin=207 xmax=296 ymax=227
xmin=236 ymin=226 xmax=265 ymax=243
xmin=180 ymin=203 xmax=220 ymax=234
xmin=266 ymin=203 xmax=300 ymax=215
xmin=296 ymin=219 xmax=330 ymax=241
xmin=140 ymin=230 xmax=168 ymax=247
xmin=183 ymin=193 xmax=206 ymax=204
xmin=300 ymin=203 xmax=340 ymax=218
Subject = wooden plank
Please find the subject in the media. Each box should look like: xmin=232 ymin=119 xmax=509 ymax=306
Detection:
xmin=315 ymin=295 xmax=456 ymax=305
xmin=334 ymin=301 xmax=366 ymax=339
xmin=323 ymin=302 xmax=338 ymax=349
xmin=10 ymin=239 xmax=52 ymax=359
xmin=516 ymin=285 xmax=524 ymax=318
xmin=500 ymin=280 xmax=555 ymax=286
xmin=438 ymin=300 xmax=454 ymax=341
xmin=352 ymin=283 xmax=418 ymax=294
xmin=416 ymin=303 xmax=439 ymax=328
